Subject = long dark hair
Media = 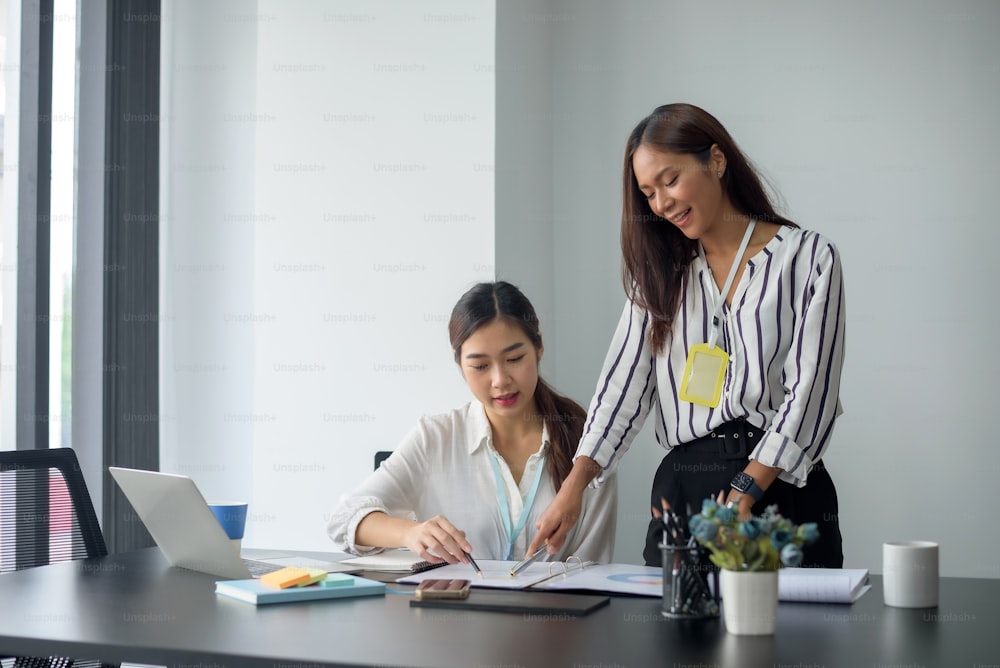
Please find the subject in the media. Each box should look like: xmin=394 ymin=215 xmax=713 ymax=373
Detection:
xmin=449 ymin=281 xmax=583 ymax=491
xmin=621 ymin=103 xmax=798 ymax=353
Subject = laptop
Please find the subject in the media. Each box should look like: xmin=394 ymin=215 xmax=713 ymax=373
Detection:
xmin=109 ymin=467 xmax=351 ymax=580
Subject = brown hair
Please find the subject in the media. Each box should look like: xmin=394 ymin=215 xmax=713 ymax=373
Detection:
xmin=621 ymin=103 xmax=798 ymax=352
xmin=449 ymin=281 xmax=583 ymax=490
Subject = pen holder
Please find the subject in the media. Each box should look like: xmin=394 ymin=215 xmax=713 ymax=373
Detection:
xmin=660 ymin=543 xmax=719 ymax=620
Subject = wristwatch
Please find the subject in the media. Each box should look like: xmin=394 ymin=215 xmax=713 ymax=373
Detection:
xmin=730 ymin=471 xmax=764 ymax=502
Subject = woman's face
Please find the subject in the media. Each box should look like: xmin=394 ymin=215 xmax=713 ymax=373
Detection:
xmin=457 ymin=318 xmax=542 ymax=424
xmin=632 ymin=143 xmax=727 ymax=240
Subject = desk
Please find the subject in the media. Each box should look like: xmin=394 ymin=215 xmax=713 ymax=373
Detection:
xmin=0 ymin=548 xmax=996 ymax=668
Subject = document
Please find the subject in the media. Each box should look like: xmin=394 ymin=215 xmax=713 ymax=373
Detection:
xmin=401 ymin=562 xmax=871 ymax=603
xmin=541 ymin=563 xmax=663 ymax=597
xmin=398 ymin=559 xmax=664 ymax=597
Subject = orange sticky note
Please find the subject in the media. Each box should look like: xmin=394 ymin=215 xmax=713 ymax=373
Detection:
xmin=260 ymin=566 xmax=311 ymax=589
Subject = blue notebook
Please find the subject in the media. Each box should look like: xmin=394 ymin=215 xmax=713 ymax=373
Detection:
xmin=215 ymin=573 xmax=385 ymax=605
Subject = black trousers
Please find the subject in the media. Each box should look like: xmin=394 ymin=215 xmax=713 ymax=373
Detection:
xmin=643 ymin=420 xmax=844 ymax=568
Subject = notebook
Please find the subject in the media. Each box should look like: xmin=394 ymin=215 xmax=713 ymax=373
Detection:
xmin=338 ymin=549 xmax=447 ymax=574
xmin=109 ymin=467 xmax=345 ymax=580
xmin=215 ymin=572 xmax=386 ymax=606
xmin=775 ymin=568 xmax=871 ymax=604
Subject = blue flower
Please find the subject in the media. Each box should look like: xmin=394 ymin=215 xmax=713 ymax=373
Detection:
xmin=689 ymin=495 xmax=821 ymax=572
xmin=738 ymin=519 xmax=761 ymax=539
xmin=714 ymin=505 xmax=735 ymax=524
xmin=692 ymin=520 xmax=718 ymax=543
xmin=770 ymin=529 xmax=793 ymax=550
xmin=701 ymin=498 xmax=718 ymax=517
xmin=797 ymin=523 xmax=820 ymax=545
xmin=781 ymin=543 xmax=804 ymax=567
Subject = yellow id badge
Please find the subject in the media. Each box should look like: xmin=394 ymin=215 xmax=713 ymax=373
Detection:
xmin=678 ymin=343 xmax=729 ymax=408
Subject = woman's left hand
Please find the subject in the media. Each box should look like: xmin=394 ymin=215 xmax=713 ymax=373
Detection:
xmin=724 ymin=461 xmax=783 ymax=519
xmin=724 ymin=489 xmax=755 ymax=521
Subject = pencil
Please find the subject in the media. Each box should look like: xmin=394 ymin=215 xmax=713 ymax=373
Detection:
xmin=464 ymin=551 xmax=484 ymax=579
xmin=509 ymin=544 xmax=548 ymax=577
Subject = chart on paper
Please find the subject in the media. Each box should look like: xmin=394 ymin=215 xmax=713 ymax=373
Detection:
xmin=541 ymin=564 xmax=663 ymax=597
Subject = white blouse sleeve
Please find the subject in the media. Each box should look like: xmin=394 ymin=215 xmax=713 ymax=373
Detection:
xmin=326 ymin=422 xmax=429 ymax=555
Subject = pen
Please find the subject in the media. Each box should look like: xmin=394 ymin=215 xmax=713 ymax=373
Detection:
xmin=670 ymin=551 xmax=683 ymax=613
xmin=509 ymin=544 xmax=548 ymax=577
xmin=464 ymin=551 xmax=484 ymax=579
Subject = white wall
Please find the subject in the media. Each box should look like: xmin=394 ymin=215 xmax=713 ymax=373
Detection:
xmin=160 ymin=0 xmax=260 ymax=523
xmin=161 ymin=0 xmax=495 ymax=550
xmin=543 ymin=0 xmax=1000 ymax=576
xmin=494 ymin=1 xmax=562 ymax=384
xmin=162 ymin=0 xmax=1000 ymax=577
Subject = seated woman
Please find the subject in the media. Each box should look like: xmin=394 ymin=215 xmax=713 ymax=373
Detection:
xmin=327 ymin=281 xmax=616 ymax=565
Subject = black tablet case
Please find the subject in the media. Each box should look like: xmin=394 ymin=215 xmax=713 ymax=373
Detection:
xmin=409 ymin=589 xmax=610 ymax=616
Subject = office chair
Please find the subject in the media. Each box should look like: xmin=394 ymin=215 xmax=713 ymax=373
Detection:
xmin=0 ymin=448 xmax=116 ymax=668
xmin=374 ymin=451 xmax=393 ymax=470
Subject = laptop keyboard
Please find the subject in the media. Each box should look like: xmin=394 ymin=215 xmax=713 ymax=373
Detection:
xmin=242 ymin=558 xmax=285 ymax=577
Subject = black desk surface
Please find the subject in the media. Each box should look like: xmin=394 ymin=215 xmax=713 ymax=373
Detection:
xmin=0 ymin=548 xmax=996 ymax=668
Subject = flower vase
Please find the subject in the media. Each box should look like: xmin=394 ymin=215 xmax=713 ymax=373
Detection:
xmin=720 ymin=569 xmax=778 ymax=635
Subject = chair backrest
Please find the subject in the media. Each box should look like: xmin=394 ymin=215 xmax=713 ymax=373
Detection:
xmin=0 ymin=448 xmax=108 ymax=573
xmin=374 ymin=450 xmax=393 ymax=471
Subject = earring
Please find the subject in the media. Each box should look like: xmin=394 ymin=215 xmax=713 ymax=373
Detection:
xmin=717 ymin=172 xmax=723 ymax=178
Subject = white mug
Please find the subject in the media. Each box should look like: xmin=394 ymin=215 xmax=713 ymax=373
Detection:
xmin=883 ymin=540 xmax=938 ymax=608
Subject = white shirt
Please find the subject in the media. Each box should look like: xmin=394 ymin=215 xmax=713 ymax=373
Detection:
xmin=579 ymin=226 xmax=846 ymax=487
xmin=327 ymin=401 xmax=617 ymax=563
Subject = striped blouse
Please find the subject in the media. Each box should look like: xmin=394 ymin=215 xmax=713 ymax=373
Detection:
xmin=579 ymin=226 xmax=846 ymax=487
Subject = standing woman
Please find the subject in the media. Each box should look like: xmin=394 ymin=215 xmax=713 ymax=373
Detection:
xmin=328 ymin=281 xmax=616 ymax=564
xmin=529 ymin=103 xmax=844 ymax=567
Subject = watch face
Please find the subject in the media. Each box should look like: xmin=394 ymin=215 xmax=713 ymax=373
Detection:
xmin=732 ymin=472 xmax=752 ymax=491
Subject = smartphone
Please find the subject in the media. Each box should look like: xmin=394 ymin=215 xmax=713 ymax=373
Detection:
xmin=414 ymin=578 xmax=471 ymax=600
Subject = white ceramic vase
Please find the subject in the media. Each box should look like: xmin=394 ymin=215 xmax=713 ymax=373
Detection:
xmin=721 ymin=569 xmax=779 ymax=635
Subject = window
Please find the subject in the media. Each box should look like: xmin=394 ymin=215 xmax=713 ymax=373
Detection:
xmin=48 ymin=0 xmax=75 ymax=449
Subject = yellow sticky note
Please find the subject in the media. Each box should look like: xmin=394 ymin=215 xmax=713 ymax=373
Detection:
xmin=260 ymin=566 xmax=311 ymax=589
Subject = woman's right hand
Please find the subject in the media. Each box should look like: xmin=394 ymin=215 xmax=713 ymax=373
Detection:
xmin=401 ymin=515 xmax=473 ymax=564
xmin=527 ymin=485 xmax=584 ymax=557
xmin=527 ymin=456 xmax=601 ymax=556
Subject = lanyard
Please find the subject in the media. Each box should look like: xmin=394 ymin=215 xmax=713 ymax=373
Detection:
xmin=707 ymin=219 xmax=756 ymax=349
xmin=489 ymin=451 xmax=546 ymax=560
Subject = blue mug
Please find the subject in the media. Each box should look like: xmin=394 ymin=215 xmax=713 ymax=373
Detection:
xmin=208 ymin=502 xmax=248 ymax=541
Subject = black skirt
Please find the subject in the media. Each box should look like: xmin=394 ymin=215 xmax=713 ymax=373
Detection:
xmin=643 ymin=419 xmax=844 ymax=568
